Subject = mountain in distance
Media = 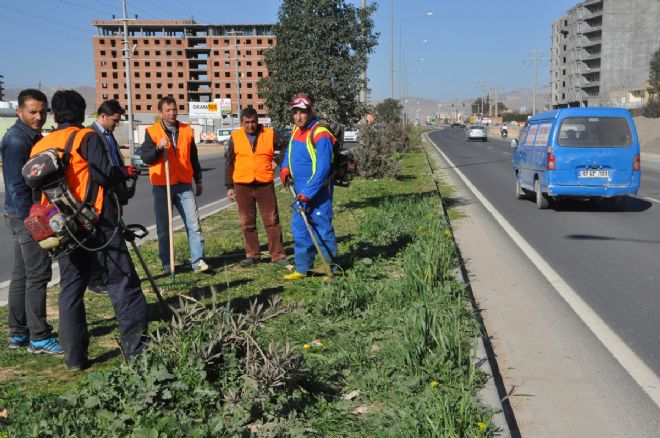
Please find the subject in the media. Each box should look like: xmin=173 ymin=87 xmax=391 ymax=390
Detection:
xmin=387 ymin=84 xmax=551 ymax=121
xmin=3 ymin=86 xmax=96 ymax=112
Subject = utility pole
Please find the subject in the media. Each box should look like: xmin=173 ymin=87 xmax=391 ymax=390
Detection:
xmin=228 ymin=31 xmax=243 ymax=127
xmin=120 ymin=0 xmax=135 ymax=157
xmin=390 ymin=0 xmax=394 ymax=98
xmin=527 ymin=50 xmax=544 ymax=115
xmin=359 ymin=0 xmax=367 ymax=105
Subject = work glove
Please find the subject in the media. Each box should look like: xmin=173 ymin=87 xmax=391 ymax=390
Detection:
xmin=125 ymin=165 xmax=139 ymax=179
xmin=296 ymin=193 xmax=310 ymax=203
xmin=280 ymin=167 xmax=291 ymax=187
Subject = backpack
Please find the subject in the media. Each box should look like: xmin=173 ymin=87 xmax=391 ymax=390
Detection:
xmin=313 ymin=120 xmax=357 ymax=187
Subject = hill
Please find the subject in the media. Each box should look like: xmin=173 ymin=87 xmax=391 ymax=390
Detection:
xmin=3 ymin=86 xmax=96 ymax=113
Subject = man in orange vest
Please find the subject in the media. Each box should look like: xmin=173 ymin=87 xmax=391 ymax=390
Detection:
xmin=30 ymin=90 xmax=147 ymax=370
xmin=225 ymin=107 xmax=287 ymax=267
xmin=140 ymin=96 xmax=207 ymax=274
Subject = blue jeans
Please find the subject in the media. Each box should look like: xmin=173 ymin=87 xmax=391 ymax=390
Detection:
xmin=153 ymin=183 xmax=205 ymax=268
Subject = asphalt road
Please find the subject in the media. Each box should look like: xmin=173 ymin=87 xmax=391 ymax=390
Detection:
xmin=428 ymin=127 xmax=660 ymax=375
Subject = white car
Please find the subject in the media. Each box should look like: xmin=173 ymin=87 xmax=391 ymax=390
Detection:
xmin=465 ymin=125 xmax=488 ymax=142
xmin=216 ymin=128 xmax=239 ymax=143
xmin=344 ymin=129 xmax=359 ymax=142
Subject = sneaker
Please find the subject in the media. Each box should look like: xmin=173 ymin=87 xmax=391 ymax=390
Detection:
xmin=27 ymin=337 xmax=64 ymax=355
xmin=239 ymin=258 xmax=259 ymax=267
xmin=272 ymin=258 xmax=289 ymax=267
xmin=193 ymin=260 xmax=209 ymax=272
xmin=8 ymin=335 xmax=29 ymax=349
xmin=283 ymin=271 xmax=306 ymax=281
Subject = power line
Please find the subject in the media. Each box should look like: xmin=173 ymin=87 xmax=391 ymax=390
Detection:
xmin=58 ymin=0 xmax=110 ymax=16
xmin=0 ymin=37 xmax=86 ymax=56
xmin=1 ymin=4 xmax=91 ymax=34
xmin=0 ymin=13 xmax=88 ymax=42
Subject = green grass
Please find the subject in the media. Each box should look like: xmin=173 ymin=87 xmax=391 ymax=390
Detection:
xmin=0 ymin=144 xmax=495 ymax=436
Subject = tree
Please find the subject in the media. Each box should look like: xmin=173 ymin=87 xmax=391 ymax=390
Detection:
xmin=471 ymin=97 xmax=507 ymax=115
xmin=258 ymin=0 xmax=378 ymax=127
xmin=374 ymin=98 xmax=403 ymax=124
xmin=642 ymin=46 xmax=660 ymax=117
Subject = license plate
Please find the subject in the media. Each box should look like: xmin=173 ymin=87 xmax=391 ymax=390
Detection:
xmin=579 ymin=170 xmax=609 ymax=178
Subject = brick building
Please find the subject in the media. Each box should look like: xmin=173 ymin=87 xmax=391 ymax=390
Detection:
xmin=92 ymin=20 xmax=275 ymax=117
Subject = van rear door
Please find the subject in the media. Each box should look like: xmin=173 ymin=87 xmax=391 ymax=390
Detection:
xmin=553 ymin=116 xmax=635 ymax=187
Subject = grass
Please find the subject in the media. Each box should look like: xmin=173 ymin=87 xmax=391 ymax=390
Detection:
xmin=0 ymin=142 xmax=495 ymax=436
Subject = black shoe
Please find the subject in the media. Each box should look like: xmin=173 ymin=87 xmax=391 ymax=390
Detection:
xmin=66 ymin=358 xmax=91 ymax=371
xmin=87 ymin=284 xmax=108 ymax=294
xmin=239 ymin=258 xmax=259 ymax=267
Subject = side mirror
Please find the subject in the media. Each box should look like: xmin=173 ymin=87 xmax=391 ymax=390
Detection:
xmin=511 ymin=139 xmax=518 ymax=148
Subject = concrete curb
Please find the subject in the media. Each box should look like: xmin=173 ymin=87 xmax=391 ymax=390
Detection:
xmin=421 ymin=131 xmax=516 ymax=437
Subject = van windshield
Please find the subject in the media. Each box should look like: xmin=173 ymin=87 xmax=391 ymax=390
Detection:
xmin=558 ymin=117 xmax=632 ymax=148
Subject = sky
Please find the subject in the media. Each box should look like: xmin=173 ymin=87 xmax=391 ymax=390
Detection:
xmin=0 ymin=0 xmax=580 ymax=102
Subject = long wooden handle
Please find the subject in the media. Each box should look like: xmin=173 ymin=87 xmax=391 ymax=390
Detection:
xmin=163 ymin=146 xmax=175 ymax=276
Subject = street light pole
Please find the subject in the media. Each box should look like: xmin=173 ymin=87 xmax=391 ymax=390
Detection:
xmin=120 ymin=0 xmax=135 ymax=156
xmin=228 ymin=30 xmax=244 ymax=126
xmin=390 ymin=0 xmax=394 ymax=99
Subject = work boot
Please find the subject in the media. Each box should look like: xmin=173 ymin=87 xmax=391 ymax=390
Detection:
xmin=239 ymin=258 xmax=259 ymax=267
xmin=283 ymin=271 xmax=306 ymax=281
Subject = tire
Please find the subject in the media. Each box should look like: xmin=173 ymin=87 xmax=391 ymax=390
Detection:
xmin=515 ymin=175 xmax=525 ymax=200
xmin=535 ymin=179 xmax=549 ymax=209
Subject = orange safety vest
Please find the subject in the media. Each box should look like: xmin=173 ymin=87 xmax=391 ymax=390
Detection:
xmin=231 ymin=127 xmax=275 ymax=184
xmin=145 ymin=122 xmax=195 ymax=186
xmin=30 ymin=126 xmax=104 ymax=213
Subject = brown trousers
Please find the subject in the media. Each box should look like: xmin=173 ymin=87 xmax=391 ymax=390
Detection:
xmin=234 ymin=182 xmax=286 ymax=260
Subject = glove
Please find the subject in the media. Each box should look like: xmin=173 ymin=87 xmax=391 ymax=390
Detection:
xmin=280 ymin=167 xmax=291 ymax=187
xmin=296 ymin=193 xmax=310 ymax=203
xmin=125 ymin=165 xmax=139 ymax=179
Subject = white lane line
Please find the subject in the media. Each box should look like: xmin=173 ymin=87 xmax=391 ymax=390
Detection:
xmin=502 ymin=151 xmax=511 ymax=155
xmin=643 ymin=196 xmax=660 ymax=204
xmin=487 ymin=146 xmax=493 ymax=150
xmin=426 ymin=133 xmax=660 ymax=410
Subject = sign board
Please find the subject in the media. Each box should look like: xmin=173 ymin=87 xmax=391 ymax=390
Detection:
xmin=258 ymin=117 xmax=271 ymax=125
xmin=189 ymin=102 xmax=222 ymax=119
xmin=214 ymin=98 xmax=232 ymax=115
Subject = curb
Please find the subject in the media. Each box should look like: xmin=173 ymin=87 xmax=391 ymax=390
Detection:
xmin=421 ymin=131 xmax=517 ymax=437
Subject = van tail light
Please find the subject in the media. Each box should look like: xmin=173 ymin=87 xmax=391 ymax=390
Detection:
xmin=633 ymin=154 xmax=641 ymax=171
xmin=547 ymin=152 xmax=556 ymax=170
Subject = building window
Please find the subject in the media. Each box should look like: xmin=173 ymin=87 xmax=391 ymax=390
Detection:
xmin=134 ymin=72 xmax=140 ymax=78
xmin=179 ymin=105 xmax=184 ymax=110
xmin=214 ymin=51 xmax=219 ymax=56
xmin=101 ymin=83 xmax=108 ymax=88
xmin=114 ymin=94 xmax=119 ymax=99
xmin=157 ymin=83 xmax=162 ymax=89
xmin=157 ymin=94 xmax=163 ymax=99
xmin=179 ymin=95 xmax=184 ymax=100
xmin=225 ymin=72 xmax=230 ymax=78
xmin=143 ymin=39 xmax=149 ymax=44
xmin=102 ymin=93 xmax=108 ymax=99
xmin=214 ymin=72 xmax=220 ymax=77
xmin=246 ymin=61 xmax=252 ymax=66
xmin=135 ymin=83 xmax=141 ymax=89
xmin=258 ymin=104 xmax=264 ymax=110
xmin=213 ymin=39 xmax=219 ymax=44
xmin=111 ymin=51 xmax=117 ymax=57
xmin=268 ymin=39 xmax=273 ymax=44
xmin=100 ymin=38 xmax=105 ymax=44
xmin=179 ymin=83 xmax=184 ymax=89
xmin=178 ymin=61 xmax=183 ymax=67
xmin=247 ymin=83 xmax=253 ymax=88
xmin=178 ymin=72 xmax=183 ymax=78
xmin=167 ymin=62 xmax=172 ymax=67
xmin=247 ymin=72 xmax=252 ymax=78
xmin=177 ymin=51 xmax=183 ymax=55
xmin=247 ymin=94 xmax=253 ymax=99
xmin=156 ymin=72 xmax=162 ymax=78
xmin=167 ymin=72 xmax=173 ymax=77
xmin=145 ymin=72 xmax=151 ymax=77
xmin=225 ymin=94 xmax=231 ymax=98
xmin=257 ymin=39 xmax=262 ymax=44
xmin=214 ymin=62 xmax=219 ymax=67
xmin=136 ymin=104 xmax=141 ymax=110
xmin=215 ymin=83 xmax=220 ymax=88
xmin=136 ymin=94 xmax=141 ymax=99
xmin=257 ymin=72 xmax=263 ymax=77
xmin=145 ymin=61 xmax=151 ymax=67
xmin=112 ymin=72 xmax=118 ymax=79
xmin=146 ymin=83 xmax=152 ymax=88
xmin=101 ymin=72 xmax=107 ymax=78
xmin=167 ymin=83 xmax=173 ymax=89
xmin=146 ymin=94 xmax=152 ymax=100
xmin=147 ymin=105 xmax=152 ymax=111
xmin=100 ymin=50 xmax=106 ymax=56
xmin=155 ymin=40 xmax=160 ymax=45
xmin=225 ymin=83 xmax=230 ymax=88
xmin=156 ymin=62 xmax=161 ymax=67
xmin=246 ymin=50 xmax=252 ymax=56
xmin=224 ymin=39 xmax=229 ymax=44
xmin=133 ymin=61 xmax=138 ymax=67
xmin=224 ymin=50 xmax=230 ymax=57
xmin=166 ymin=40 xmax=171 ymax=45
xmin=145 ymin=50 xmax=150 ymax=55
xmin=155 ymin=50 xmax=161 ymax=55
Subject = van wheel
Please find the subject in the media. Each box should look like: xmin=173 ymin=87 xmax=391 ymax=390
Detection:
xmin=535 ymin=180 xmax=549 ymax=209
xmin=515 ymin=176 xmax=525 ymax=200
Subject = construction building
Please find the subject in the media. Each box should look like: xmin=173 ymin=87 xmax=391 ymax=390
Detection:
xmin=92 ymin=20 xmax=275 ymax=117
xmin=0 ymin=74 xmax=4 ymax=102
xmin=551 ymin=0 xmax=660 ymax=109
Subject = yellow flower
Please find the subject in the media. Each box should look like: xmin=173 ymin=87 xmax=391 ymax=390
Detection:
xmin=478 ymin=422 xmax=487 ymax=431
xmin=443 ymin=229 xmax=452 ymax=238
xmin=430 ymin=381 xmax=439 ymax=388
xmin=303 ymin=344 xmax=310 ymax=349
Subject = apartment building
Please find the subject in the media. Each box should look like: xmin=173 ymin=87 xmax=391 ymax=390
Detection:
xmin=0 ymin=74 xmax=4 ymax=102
xmin=551 ymin=0 xmax=660 ymax=109
xmin=92 ymin=20 xmax=275 ymax=117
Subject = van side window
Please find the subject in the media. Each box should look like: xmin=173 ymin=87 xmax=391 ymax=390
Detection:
xmin=535 ymin=123 xmax=552 ymax=146
xmin=524 ymin=124 xmax=538 ymax=146
xmin=518 ymin=125 xmax=529 ymax=144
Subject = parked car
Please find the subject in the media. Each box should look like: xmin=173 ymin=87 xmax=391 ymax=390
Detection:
xmin=450 ymin=122 xmax=464 ymax=128
xmin=216 ymin=128 xmax=239 ymax=143
xmin=465 ymin=125 xmax=488 ymax=142
xmin=511 ymin=107 xmax=640 ymax=210
xmin=344 ymin=129 xmax=359 ymax=143
xmin=130 ymin=146 xmax=148 ymax=174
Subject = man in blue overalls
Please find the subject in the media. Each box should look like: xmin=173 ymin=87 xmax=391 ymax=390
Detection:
xmin=279 ymin=95 xmax=337 ymax=280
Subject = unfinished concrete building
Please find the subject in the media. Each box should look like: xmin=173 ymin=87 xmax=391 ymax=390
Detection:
xmin=551 ymin=0 xmax=660 ymax=108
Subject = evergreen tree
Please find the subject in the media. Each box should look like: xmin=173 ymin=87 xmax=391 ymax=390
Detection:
xmin=374 ymin=98 xmax=403 ymax=124
xmin=258 ymin=0 xmax=378 ymax=127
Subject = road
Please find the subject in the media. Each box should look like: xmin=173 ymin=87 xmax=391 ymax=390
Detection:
xmin=429 ymin=127 xmax=660 ymax=377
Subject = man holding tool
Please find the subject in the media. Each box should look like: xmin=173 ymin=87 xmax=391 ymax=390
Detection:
xmin=279 ymin=95 xmax=338 ymax=280
xmin=141 ymin=96 xmax=208 ymax=275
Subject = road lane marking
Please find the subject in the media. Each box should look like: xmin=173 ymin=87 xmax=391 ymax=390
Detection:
xmin=426 ymin=133 xmax=660 ymax=410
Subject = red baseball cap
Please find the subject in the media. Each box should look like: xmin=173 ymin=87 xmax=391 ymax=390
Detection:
xmin=290 ymin=95 xmax=313 ymax=111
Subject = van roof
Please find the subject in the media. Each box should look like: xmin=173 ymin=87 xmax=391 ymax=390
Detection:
xmin=529 ymin=107 xmax=632 ymax=123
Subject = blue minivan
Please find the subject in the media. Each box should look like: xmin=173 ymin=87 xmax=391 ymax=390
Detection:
xmin=511 ymin=108 xmax=640 ymax=210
